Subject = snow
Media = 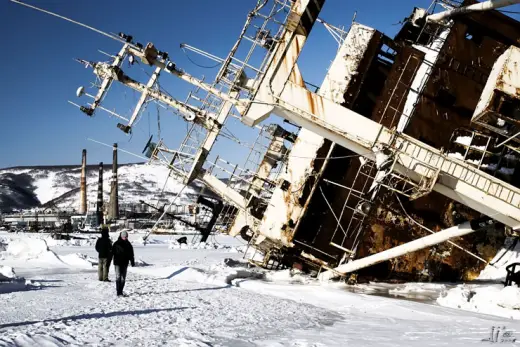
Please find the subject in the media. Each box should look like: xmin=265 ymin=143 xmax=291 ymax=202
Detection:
xmin=446 ymin=152 xmax=516 ymax=175
xmin=447 ymin=152 xmax=481 ymax=165
xmin=454 ymin=136 xmax=487 ymax=151
xmin=33 ymin=171 xmax=58 ymax=207
xmin=436 ymin=237 xmax=520 ymax=318
xmin=478 ymin=237 xmax=520 ymax=281
xmin=44 ymin=237 xmax=96 ymax=247
xmin=2 ymin=231 xmax=520 ymax=346
xmin=58 ymin=253 xmax=98 ymax=268
xmin=437 ymin=284 xmax=520 ymax=319
xmin=0 ymin=162 xmax=197 ymax=209
xmin=499 ymin=286 xmax=520 ymax=310
xmin=0 ymin=265 xmax=16 ymax=281
xmin=6 ymin=238 xmax=50 ymax=259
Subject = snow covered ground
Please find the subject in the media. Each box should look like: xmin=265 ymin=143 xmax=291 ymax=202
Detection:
xmin=434 ymin=237 xmax=520 ymax=320
xmin=1 ymin=231 xmax=520 ymax=346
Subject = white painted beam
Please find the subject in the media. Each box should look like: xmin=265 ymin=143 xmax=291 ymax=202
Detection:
xmin=319 ymin=219 xmax=494 ymax=281
xmin=427 ymin=0 xmax=520 ymax=23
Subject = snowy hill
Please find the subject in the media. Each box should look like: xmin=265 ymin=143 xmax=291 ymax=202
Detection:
xmin=0 ymin=162 xmax=204 ymax=212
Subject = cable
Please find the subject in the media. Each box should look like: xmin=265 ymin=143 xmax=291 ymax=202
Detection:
xmin=490 ymin=238 xmax=518 ymax=266
xmin=319 ymin=185 xmax=349 ymax=239
xmin=394 ymin=193 xmax=491 ymax=266
xmin=181 ymin=48 xmax=222 ymax=69
xmin=499 ymin=10 xmax=520 ymax=14
xmin=157 ymin=103 xmax=161 ymax=140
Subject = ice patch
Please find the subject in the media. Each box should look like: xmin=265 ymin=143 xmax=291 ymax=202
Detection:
xmin=264 ymin=269 xmax=309 ymax=284
xmin=389 ymin=283 xmax=447 ymax=300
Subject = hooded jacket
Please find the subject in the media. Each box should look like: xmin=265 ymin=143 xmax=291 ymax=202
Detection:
xmin=112 ymin=233 xmax=135 ymax=267
xmin=95 ymin=228 xmax=112 ymax=259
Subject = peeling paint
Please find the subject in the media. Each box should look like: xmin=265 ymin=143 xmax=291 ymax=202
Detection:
xmin=474 ymin=46 xmax=520 ymax=124
xmin=397 ymin=27 xmax=451 ymax=132
xmin=257 ymin=24 xmax=377 ymax=246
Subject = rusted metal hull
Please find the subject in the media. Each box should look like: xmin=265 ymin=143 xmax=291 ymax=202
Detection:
xmin=243 ymin=4 xmax=520 ymax=282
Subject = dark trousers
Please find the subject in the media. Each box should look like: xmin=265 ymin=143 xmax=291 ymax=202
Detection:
xmin=115 ymin=264 xmax=128 ymax=295
xmin=98 ymin=258 xmax=111 ymax=281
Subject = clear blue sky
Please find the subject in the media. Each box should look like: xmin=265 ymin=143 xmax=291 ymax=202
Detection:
xmin=1 ymin=0 xmax=519 ymax=169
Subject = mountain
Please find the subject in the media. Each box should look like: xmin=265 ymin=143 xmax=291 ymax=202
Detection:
xmin=0 ymin=162 xmax=204 ymax=212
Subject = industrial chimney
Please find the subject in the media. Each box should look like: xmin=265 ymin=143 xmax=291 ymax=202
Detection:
xmin=96 ymin=162 xmax=104 ymax=226
xmin=109 ymin=143 xmax=119 ymax=221
xmin=79 ymin=149 xmax=87 ymax=214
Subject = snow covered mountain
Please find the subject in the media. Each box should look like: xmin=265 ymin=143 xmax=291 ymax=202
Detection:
xmin=0 ymin=162 xmax=203 ymax=212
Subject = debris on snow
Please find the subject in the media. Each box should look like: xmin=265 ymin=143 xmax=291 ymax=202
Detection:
xmin=0 ymin=265 xmax=37 ymax=293
xmin=134 ymin=258 xmax=150 ymax=267
xmin=168 ymin=239 xmax=233 ymax=250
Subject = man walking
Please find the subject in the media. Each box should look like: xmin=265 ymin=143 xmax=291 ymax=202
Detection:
xmin=95 ymin=226 xmax=112 ymax=282
xmin=112 ymin=231 xmax=135 ymax=296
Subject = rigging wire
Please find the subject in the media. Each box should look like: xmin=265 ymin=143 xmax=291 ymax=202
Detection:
xmin=499 ymin=10 xmax=520 ymax=14
xmin=181 ymin=47 xmax=223 ymax=69
xmin=394 ymin=193 xmax=492 ymax=266
xmin=157 ymin=103 xmax=161 ymax=140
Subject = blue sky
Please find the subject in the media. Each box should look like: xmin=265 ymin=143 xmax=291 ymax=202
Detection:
xmin=1 ymin=0 xmax=519 ymax=169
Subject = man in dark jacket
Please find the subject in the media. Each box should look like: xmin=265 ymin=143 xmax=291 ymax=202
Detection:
xmin=95 ymin=226 xmax=112 ymax=282
xmin=112 ymin=230 xmax=135 ymax=296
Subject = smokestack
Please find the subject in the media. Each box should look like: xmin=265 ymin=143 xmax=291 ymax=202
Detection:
xmin=109 ymin=143 xmax=119 ymax=220
xmin=96 ymin=162 xmax=104 ymax=226
xmin=79 ymin=149 xmax=87 ymax=214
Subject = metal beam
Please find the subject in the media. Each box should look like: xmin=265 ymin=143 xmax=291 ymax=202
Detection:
xmin=319 ymin=218 xmax=495 ymax=280
xmin=426 ymin=0 xmax=520 ymax=23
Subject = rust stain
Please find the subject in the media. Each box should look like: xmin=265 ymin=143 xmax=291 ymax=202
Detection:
xmin=307 ymin=92 xmax=317 ymax=114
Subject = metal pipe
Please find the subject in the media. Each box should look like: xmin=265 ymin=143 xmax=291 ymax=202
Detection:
xmin=426 ymin=0 xmax=520 ymax=23
xmin=79 ymin=149 xmax=87 ymax=214
xmin=109 ymin=143 xmax=119 ymax=221
xmin=318 ymin=217 xmax=495 ymax=281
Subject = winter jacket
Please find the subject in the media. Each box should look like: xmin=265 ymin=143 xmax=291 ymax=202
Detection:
xmin=95 ymin=229 xmax=112 ymax=259
xmin=112 ymin=237 xmax=135 ymax=267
